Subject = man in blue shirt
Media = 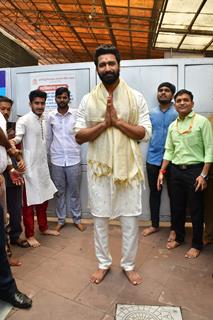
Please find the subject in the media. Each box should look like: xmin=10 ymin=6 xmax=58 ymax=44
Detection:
xmin=143 ymin=82 xmax=177 ymax=241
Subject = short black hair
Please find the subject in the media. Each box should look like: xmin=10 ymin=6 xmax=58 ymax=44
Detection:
xmin=29 ymin=90 xmax=47 ymax=103
xmin=174 ymin=89 xmax=193 ymax=101
xmin=55 ymin=87 xmax=70 ymax=98
xmin=158 ymin=82 xmax=176 ymax=95
xmin=0 ymin=96 xmax=13 ymax=105
xmin=94 ymin=44 xmax=121 ymax=66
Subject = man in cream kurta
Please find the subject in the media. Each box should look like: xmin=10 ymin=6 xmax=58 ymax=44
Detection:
xmin=75 ymin=45 xmax=151 ymax=285
xmin=12 ymin=90 xmax=58 ymax=247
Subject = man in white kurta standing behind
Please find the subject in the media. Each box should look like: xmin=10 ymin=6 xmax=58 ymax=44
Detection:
xmin=75 ymin=44 xmax=152 ymax=285
xmin=11 ymin=90 xmax=59 ymax=247
xmin=46 ymin=87 xmax=85 ymax=232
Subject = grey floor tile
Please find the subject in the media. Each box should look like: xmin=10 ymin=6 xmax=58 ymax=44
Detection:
xmin=21 ymin=251 xmax=97 ymax=300
xmin=8 ymin=289 xmax=104 ymax=320
xmin=158 ymin=265 xmax=213 ymax=318
xmin=76 ymin=267 xmax=126 ymax=313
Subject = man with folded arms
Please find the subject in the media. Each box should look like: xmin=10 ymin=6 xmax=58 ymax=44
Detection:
xmin=157 ymin=89 xmax=213 ymax=258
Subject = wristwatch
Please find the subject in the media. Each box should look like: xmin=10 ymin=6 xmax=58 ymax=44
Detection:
xmin=200 ymin=172 xmax=208 ymax=181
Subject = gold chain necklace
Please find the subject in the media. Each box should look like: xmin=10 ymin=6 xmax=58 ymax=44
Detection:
xmin=176 ymin=113 xmax=196 ymax=135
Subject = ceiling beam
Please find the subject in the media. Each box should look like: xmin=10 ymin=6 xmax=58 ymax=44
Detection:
xmin=177 ymin=0 xmax=207 ymax=50
xmin=29 ymin=0 xmax=77 ymax=62
xmin=100 ymin=0 xmax=117 ymax=46
xmin=0 ymin=19 xmax=53 ymax=64
xmin=50 ymin=0 xmax=92 ymax=59
xmin=75 ymin=0 xmax=100 ymax=46
xmin=6 ymin=0 xmax=70 ymax=63
xmin=147 ymin=0 xmax=164 ymax=58
xmin=128 ymin=0 xmax=134 ymax=58
xmin=0 ymin=8 xmax=154 ymax=22
xmin=203 ymin=37 xmax=213 ymax=51
xmin=160 ymin=28 xmax=213 ymax=37
xmin=152 ymin=0 xmax=169 ymax=47
xmin=156 ymin=47 xmax=209 ymax=54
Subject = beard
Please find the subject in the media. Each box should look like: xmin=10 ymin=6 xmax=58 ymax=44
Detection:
xmin=98 ymin=70 xmax=120 ymax=85
xmin=158 ymin=97 xmax=172 ymax=105
xmin=58 ymin=102 xmax=68 ymax=108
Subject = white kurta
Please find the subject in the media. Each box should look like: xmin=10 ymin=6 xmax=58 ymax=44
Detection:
xmin=75 ymin=86 xmax=152 ymax=219
xmin=14 ymin=111 xmax=57 ymax=206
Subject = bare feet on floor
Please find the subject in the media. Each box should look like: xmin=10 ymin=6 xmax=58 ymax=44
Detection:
xmin=42 ymin=229 xmax=60 ymax=236
xmin=142 ymin=226 xmax=159 ymax=237
xmin=167 ymin=230 xmax=176 ymax=242
xmin=27 ymin=237 xmax=41 ymax=248
xmin=90 ymin=268 xmax=110 ymax=284
xmin=123 ymin=270 xmax=143 ymax=286
xmin=166 ymin=240 xmax=181 ymax=250
xmin=74 ymin=223 xmax=86 ymax=232
xmin=9 ymin=257 xmax=22 ymax=267
xmin=185 ymin=248 xmax=200 ymax=259
xmin=55 ymin=223 xmax=65 ymax=232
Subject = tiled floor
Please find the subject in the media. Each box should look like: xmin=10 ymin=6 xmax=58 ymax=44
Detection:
xmin=6 ymin=221 xmax=213 ymax=320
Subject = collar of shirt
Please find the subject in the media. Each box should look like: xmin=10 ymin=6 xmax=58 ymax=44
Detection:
xmin=55 ymin=108 xmax=72 ymax=117
xmin=177 ymin=110 xmax=195 ymax=121
xmin=30 ymin=111 xmax=44 ymax=121
xmin=158 ymin=102 xmax=174 ymax=113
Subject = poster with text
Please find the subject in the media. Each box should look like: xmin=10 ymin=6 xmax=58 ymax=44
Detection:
xmin=30 ymin=71 xmax=76 ymax=113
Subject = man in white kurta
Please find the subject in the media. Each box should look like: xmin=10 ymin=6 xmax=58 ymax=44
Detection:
xmin=12 ymin=90 xmax=58 ymax=247
xmin=75 ymin=45 xmax=151 ymax=285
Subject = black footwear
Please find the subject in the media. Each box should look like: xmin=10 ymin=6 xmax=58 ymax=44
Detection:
xmin=0 ymin=290 xmax=32 ymax=309
xmin=11 ymin=239 xmax=30 ymax=248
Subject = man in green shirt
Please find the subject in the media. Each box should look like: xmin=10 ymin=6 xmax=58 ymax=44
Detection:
xmin=157 ymin=89 xmax=213 ymax=259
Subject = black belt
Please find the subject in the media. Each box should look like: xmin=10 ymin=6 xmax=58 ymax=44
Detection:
xmin=172 ymin=163 xmax=203 ymax=170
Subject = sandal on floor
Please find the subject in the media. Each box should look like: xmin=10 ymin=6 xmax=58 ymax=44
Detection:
xmin=11 ymin=239 xmax=30 ymax=248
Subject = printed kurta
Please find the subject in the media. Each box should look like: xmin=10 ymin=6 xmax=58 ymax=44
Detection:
xmin=14 ymin=111 xmax=57 ymax=206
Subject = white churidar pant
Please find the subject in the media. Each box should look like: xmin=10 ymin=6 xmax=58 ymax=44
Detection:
xmin=93 ymin=216 xmax=139 ymax=271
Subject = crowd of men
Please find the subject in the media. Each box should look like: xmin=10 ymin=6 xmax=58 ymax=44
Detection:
xmin=0 ymin=44 xmax=213 ymax=310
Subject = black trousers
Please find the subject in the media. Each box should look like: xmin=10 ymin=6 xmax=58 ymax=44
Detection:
xmin=0 ymin=205 xmax=17 ymax=298
xmin=6 ymin=186 xmax=22 ymax=243
xmin=170 ymin=164 xmax=204 ymax=250
xmin=146 ymin=162 xmax=174 ymax=229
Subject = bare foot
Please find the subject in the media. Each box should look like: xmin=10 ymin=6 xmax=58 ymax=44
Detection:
xmin=167 ymin=230 xmax=176 ymax=242
xmin=90 ymin=268 xmax=110 ymax=284
xmin=42 ymin=229 xmax=60 ymax=236
xmin=9 ymin=257 xmax=22 ymax=267
xmin=74 ymin=223 xmax=86 ymax=232
xmin=27 ymin=237 xmax=41 ymax=248
xmin=142 ymin=226 xmax=159 ymax=237
xmin=185 ymin=248 xmax=200 ymax=259
xmin=123 ymin=270 xmax=142 ymax=286
xmin=55 ymin=223 xmax=65 ymax=232
xmin=166 ymin=240 xmax=181 ymax=250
